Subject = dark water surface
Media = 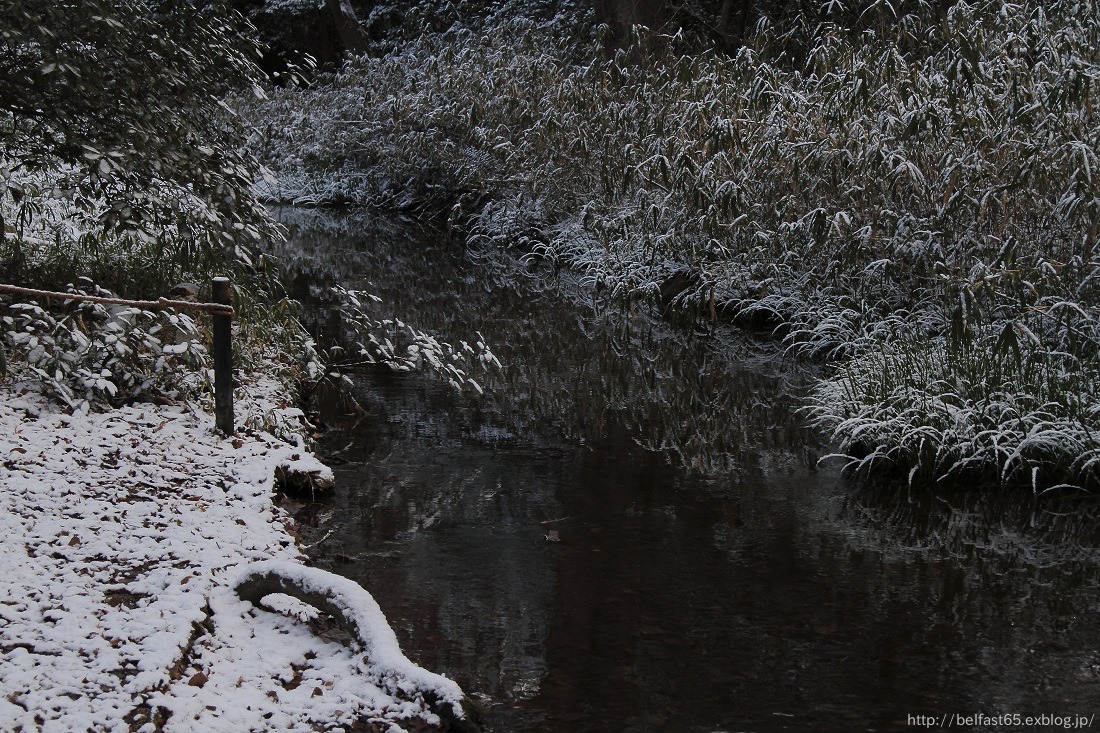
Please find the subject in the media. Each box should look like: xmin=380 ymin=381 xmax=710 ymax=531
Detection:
xmin=268 ymin=209 xmax=1100 ymax=732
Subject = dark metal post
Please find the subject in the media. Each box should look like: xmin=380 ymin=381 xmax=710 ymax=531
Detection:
xmin=212 ymin=277 xmax=234 ymax=436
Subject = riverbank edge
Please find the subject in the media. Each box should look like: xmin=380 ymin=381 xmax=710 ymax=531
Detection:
xmin=0 ymin=369 xmax=467 ymax=732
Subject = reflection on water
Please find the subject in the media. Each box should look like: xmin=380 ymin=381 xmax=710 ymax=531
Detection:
xmin=268 ymin=209 xmax=1100 ymax=732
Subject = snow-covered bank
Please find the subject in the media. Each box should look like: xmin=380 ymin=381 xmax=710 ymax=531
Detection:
xmin=0 ymin=378 xmax=465 ymax=732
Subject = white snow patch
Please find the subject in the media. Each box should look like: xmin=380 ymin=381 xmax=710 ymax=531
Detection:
xmin=234 ymin=560 xmax=465 ymax=714
xmin=0 ymin=377 xmax=463 ymax=732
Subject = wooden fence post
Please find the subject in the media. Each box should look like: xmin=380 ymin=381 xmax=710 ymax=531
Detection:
xmin=212 ymin=277 xmax=234 ymax=436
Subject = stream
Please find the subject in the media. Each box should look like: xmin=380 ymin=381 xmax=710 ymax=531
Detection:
xmin=266 ymin=208 xmax=1100 ymax=732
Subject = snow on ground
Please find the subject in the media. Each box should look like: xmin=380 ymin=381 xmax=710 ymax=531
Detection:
xmin=0 ymin=377 xmax=459 ymax=733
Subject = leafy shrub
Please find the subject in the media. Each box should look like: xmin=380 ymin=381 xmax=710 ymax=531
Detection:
xmin=0 ymin=162 xmax=322 ymax=414
xmin=330 ymin=286 xmax=501 ymax=394
xmin=1 ymin=280 xmax=208 ymax=412
xmin=0 ymin=0 xmax=278 ymax=262
xmin=0 ymin=2 xmax=322 ymax=427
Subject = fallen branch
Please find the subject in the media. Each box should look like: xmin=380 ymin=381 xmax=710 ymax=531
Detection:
xmin=233 ymin=560 xmax=480 ymax=732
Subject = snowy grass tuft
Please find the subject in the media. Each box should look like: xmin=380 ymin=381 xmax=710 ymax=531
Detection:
xmin=807 ymin=332 xmax=1100 ymax=491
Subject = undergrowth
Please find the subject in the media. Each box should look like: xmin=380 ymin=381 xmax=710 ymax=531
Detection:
xmin=0 ymin=164 xmax=321 ymax=420
xmin=243 ymin=0 xmax=1100 ymax=490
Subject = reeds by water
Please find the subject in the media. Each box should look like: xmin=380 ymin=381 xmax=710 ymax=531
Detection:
xmin=245 ymin=0 xmax=1100 ymax=489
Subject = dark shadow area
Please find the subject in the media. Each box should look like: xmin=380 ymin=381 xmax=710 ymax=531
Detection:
xmin=266 ymin=208 xmax=1100 ymax=733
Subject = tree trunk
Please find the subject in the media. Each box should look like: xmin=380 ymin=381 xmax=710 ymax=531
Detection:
xmin=324 ymin=0 xmax=368 ymax=57
xmin=594 ymin=0 xmax=666 ymax=52
xmin=735 ymin=0 xmax=753 ymax=48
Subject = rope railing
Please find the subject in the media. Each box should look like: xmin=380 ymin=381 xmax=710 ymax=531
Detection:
xmin=0 ymin=283 xmax=234 ymax=317
xmin=0 ymin=277 xmax=237 ymax=435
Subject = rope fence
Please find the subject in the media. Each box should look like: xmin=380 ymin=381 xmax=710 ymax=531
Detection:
xmin=0 ymin=277 xmax=237 ymax=435
xmin=0 ymin=283 xmax=234 ymax=317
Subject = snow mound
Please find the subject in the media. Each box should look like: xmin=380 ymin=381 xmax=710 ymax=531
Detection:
xmin=234 ymin=560 xmax=467 ymax=720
